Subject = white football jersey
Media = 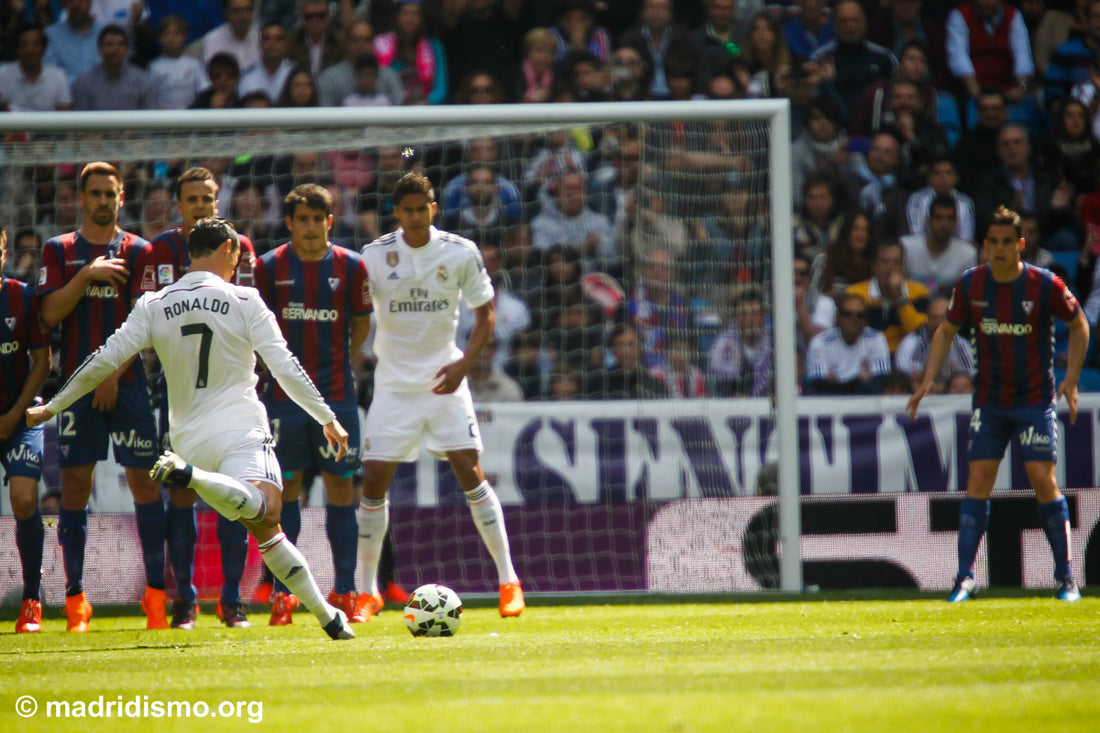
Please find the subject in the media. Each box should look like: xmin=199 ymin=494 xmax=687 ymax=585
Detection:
xmin=361 ymin=226 xmax=493 ymax=393
xmin=47 ymin=270 xmax=334 ymax=455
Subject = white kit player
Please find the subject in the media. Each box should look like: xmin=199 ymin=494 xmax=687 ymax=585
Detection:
xmin=27 ymin=218 xmax=354 ymax=640
xmin=357 ymin=172 xmax=525 ymax=617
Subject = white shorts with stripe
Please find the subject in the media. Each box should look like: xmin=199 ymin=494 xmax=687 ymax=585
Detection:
xmin=178 ymin=427 xmax=283 ymax=489
xmin=362 ymin=383 xmax=482 ymax=462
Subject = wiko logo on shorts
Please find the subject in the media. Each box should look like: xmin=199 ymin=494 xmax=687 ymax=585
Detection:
xmin=1019 ymin=427 xmax=1052 ymax=448
xmin=110 ymin=430 xmax=155 ymax=451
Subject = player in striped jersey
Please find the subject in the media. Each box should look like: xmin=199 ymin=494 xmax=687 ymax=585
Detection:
xmin=38 ymin=162 xmax=166 ymax=632
xmin=357 ymin=172 xmax=525 ymax=617
xmin=253 ymin=184 xmax=372 ymax=624
xmin=27 ymin=217 xmax=354 ymax=640
xmin=1 ymin=225 xmax=52 ymax=632
xmin=908 ymin=205 xmax=1090 ymax=602
xmin=150 ymin=166 xmax=258 ymax=630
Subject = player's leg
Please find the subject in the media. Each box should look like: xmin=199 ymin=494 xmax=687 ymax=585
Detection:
xmin=358 ymin=459 xmax=397 ymax=611
xmin=112 ymin=381 xmax=169 ymax=630
xmin=5 ymin=421 xmax=45 ymax=632
xmin=447 ymin=449 xmax=524 ymax=616
xmin=267 ymin=469 xmax=305 ymax=625
xmin=265 ymin=403 xmax=309 ymax=623
xmin=430 ymin=385 xmax=523 ymax=616
xmin=316 ymin=405 xmax=365 ymax=620
xmin=58 ymin=463 xmax=95 ymax=631
xmin=165 ymin=487 xmax=200 ymax=628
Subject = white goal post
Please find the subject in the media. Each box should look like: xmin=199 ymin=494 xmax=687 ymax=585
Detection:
xmin=0 ymin=100 xmax=801 ymax=594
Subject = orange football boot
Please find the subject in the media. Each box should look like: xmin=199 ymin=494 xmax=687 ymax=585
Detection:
xmin=269 ymin=592 xmax=300 ymax=626
xmin=66 ymin=592 xmax=92 ymax=632
xmin=142 ymin=586 xmax=169 ymax=630
xmin=328 ymin=590 xmax=368 ymax=623
xmin=499 ymin=581 xmax=525 ymax=617
xmin=15 ymin=599 xmax=42 ymax=633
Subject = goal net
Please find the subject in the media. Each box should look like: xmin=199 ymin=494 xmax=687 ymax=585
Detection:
xmin=0 ymin=102 xmax=800 ymax=604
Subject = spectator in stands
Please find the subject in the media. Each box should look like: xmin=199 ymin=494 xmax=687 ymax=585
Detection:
xmin=974 ymin=122 xmax=1078 ymax=250
xmin=529 ymin=242 xmax=584 ymax=326
xmin=692 ymin=0 xmax=740 ymax=82
xmin=853 ymin=130 xmax=907 ymax=242
xmin=794 ymin=252 xmax=835 ymax=355
xmin=319 ymin=20 xmax=403 ymax=107
xmin=375 ymin=0 xmax=448 ymax=105
xmin=849 ymin=41 xmax=941 ymax=140
xmin=342 ymin=54 xmax=390 ymax=106
xmin=901 ymin=193 xmax=978 ymax=296
xmin=794 ymin=173 xmax=845 ymax=262
xmin=276 ymin=66 xmax=320 ymax=107
xmin=72 ymin=25 xmax=156 ymax=110
xmin=518 ymin=27 xmax=556 ymax=103
xmin=954 ymin=88 xmax=1009 ymax=194
xmin=784 ymin=0 xmax=836 ymax=63
xmin=606 ymin=41 xmax=653 ymax=102
xmin=906 ymin=156 xmax=976 ymax=241
xmin=454 ymin=69 xmax=506 ymax=105
xmin=653 ymin=332 xmax=707 ymax=397
xmin=742 ymin=12 xmax=794 ymax=99
xmin=442 ymin=161 xmax=521 ymax=244
xmin=1020 ymin=210 xmax=1059 ymax=270
xmin=44 ymin=0 xmax=105 ymax=83
xmin=946 ymin=0 xmax=1038 ymax=131
xmin=530 ymin=171 xmax=615 ymax=268
xmin=544 ymin=294 xmax=606 ymax=379
xmin=356 ymin=144 xmax=406 ymax=238
xmin=707 ymin=284 xmax=772 ymax=397
xmin=591 ymin=131 xmax=642 ymax=237
xmin=188 ymin=53 xmax=240 ymax=109
xmin=791 ymin=95 xmax=852 ymax=212
xmin=895 ymin=294 xmax=974 ymax=391
xmin=619 ymin=0 xmax=698 ymax=100
xmin=689 ymin=178 xmax=767 ymax=289
xmin=230 ymin=181 xmax=276 ymax=253
xmin=818 ymin=211 xmax=875 ymax=298
xmin=552 ymin=0 xmax=611 ymax=66
xmin=879 ymin=79 xmax=951 ymax=191
xmin=805 ymin=292 xmax=892 ymax=394
xmin=0 ymin=23 xmax=72 ymax=111
xmin=619 ymin=177 xmax=688 ymax=265
xmin=139 ymin=180 xmax=175 ymax=241
xmin=564 ymin=49 xmax=613 ymax=102
xmin=504 ymin=328 xmax=547 ymax=400
xmin=847 ymin=240 xmax=930 ymax=353
xmin=811 ymin=0 xmax=896 ymax=125
xmin=866 ymin=0 xmax=948 ymax=88
xmin=444 ymin=0 xmax=522 ymax=102
xmin=287 ymin=0 xmax=342 ymax=79
xmin=586 ymin=321 xmax=669 ymax=399
xmin=946 ymin=371 xmax=975 ymax=394
xmin=621 ymin=247 xmax=692 ymax=369
xmin=239 ymin=22 xmax=293 ymax=103
xmin=1040 ymin=97 xmax=1100 ymax=196
xmin=546 ymin=360 xmax=584 ymax=400
xmin=467 ymin=336 xmax=524 ymax=403
xmin=200 ymin=0 xmax=259 ymax=72
xmin=148 ymin=16 xmax=209 ymax=109
xmin=1033 ymin=0 xmax=1090 ymax=78
xmin=1043 ymin=0 xmax=1100 ymax=109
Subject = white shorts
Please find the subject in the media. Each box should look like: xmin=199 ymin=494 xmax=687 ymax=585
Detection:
xmin=362 ymin=384 xmax=482 ymax=462
xmin=179 ymin=427 xmax=283 ymax=489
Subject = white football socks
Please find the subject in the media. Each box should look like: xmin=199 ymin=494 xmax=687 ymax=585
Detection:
xmin=187 ymin=467 xmax=265 ymax=522
xmin=357 ymin=497 xmax=389 ymax=597
xmin=258 ymin=532 xmax=335 ymax=626
xmin=464 ymin=481 xmax=518 ymax=586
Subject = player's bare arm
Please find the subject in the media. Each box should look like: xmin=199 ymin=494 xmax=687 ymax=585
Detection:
xmin=40 ymin=256 xmax=129 ymax=327
xmin=0 ymin=344 xmax=50 ymax=441
xmin=433 ymin=300 xmax=496 ymax=395
xmin=1056 ymin=309 xmax=1090 ymax=425
xmin=906 ymin=319 xmax=961 ymax=419
xmin=349 ymin=314 xmax=371 ymax=362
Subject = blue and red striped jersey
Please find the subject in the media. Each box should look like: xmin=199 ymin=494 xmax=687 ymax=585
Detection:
xmin=0 ymin=276 xmax=50 ymax=413
xmin=946 ymin=263 xmax=1080 ymax=407
xmin=38 ymin=230 xmax=155 ymax=381
xmin=253 ymin=243 xmax=370 ymax=404
xmin=148 ymin=228 xmax=257 ymax=288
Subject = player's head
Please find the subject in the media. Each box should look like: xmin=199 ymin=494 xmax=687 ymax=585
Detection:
xmin=284 ymin=182 xmax=332 ymax=218
xmin=983 ymin=205 xmax=1025 ymax=272
xmin=189 ymin=217 xmax=240 ymax=279
xmin=392 ymin=172 xmax=438 ymax=236
xmin=78 ymin=162 xmax=123 ymax=228
xmin=284 ymin=183 xmax=333 ymax=248
xmin=176 ymin=167 xmax=220 ymax=230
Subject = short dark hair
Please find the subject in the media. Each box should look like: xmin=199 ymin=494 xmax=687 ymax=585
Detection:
xmin=79 ymin=162 xmax=121 ymax=191
xmin=15 ymin=23 xmax=46 ymax=48
xmin=284 ymin=183 xmax=332 ymax=217
xmin=354 ymin=52 xmax=379 ymax=73
xmin=392 ymin=172 xmax=435 ymax=206
xmin=175 ymin=167 xmax=216 ymax=199
xmin=189 ymin=217 xmax=239 ymax=257
xmin=928 ymin=192 xmax=957 ymax=216
xmin=987 ymin=205 xmax=1022 ymax=238
xmin=157 ymin=15 xmax=188 ymax=35
xmin=208 ymin=52 xmax=241 ymax=77
xmin=97 ymin=24 xmax=128 ymax=48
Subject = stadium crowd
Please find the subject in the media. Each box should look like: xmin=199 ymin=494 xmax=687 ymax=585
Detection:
xmin=5 ymin=0 xmax=1100 ymax=400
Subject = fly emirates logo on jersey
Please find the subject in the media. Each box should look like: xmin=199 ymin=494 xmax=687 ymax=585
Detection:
xmin=388 ymin=286 xmax=450 ymax=313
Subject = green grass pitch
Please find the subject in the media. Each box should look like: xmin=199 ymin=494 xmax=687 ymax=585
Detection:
xmin=1 ymin=593 xmax=1098 ymax=732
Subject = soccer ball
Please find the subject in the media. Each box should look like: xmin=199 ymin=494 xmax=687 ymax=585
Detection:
xmin=403 ymin=584 xmax=463 ymax=637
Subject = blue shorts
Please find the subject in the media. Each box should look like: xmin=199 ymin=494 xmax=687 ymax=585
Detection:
xmin=1 ymin=418 xmax=44 ymax=481
xmin=265 ymin=400 xmax=360 ymax=478
xmin=56 ymin=380 xmax=158 ymax=469
xmin=967 ymin=403 xmax=1058 ymax=464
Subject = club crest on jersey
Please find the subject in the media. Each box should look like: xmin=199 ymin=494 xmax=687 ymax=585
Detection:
xmin=328 ymin=277 xmax=341 ymax=291
xmin=4 ymin=317 xmax=15 ymax=329
xmin=141 ymin=266 xmax=156 ymax=292
xmin=386 ymin=252 xmax=399 ymax=267
xmin=436 ymin=265 xmax=449 ymax=282
xmin=157 ymin=264 xmax=174 ymax=284
xmin=1022 ymin=301 xmax=1033 ymax=315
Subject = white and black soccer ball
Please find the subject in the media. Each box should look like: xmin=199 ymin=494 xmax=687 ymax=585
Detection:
xmin=403 ymin=584 xmax=463 ymax=637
